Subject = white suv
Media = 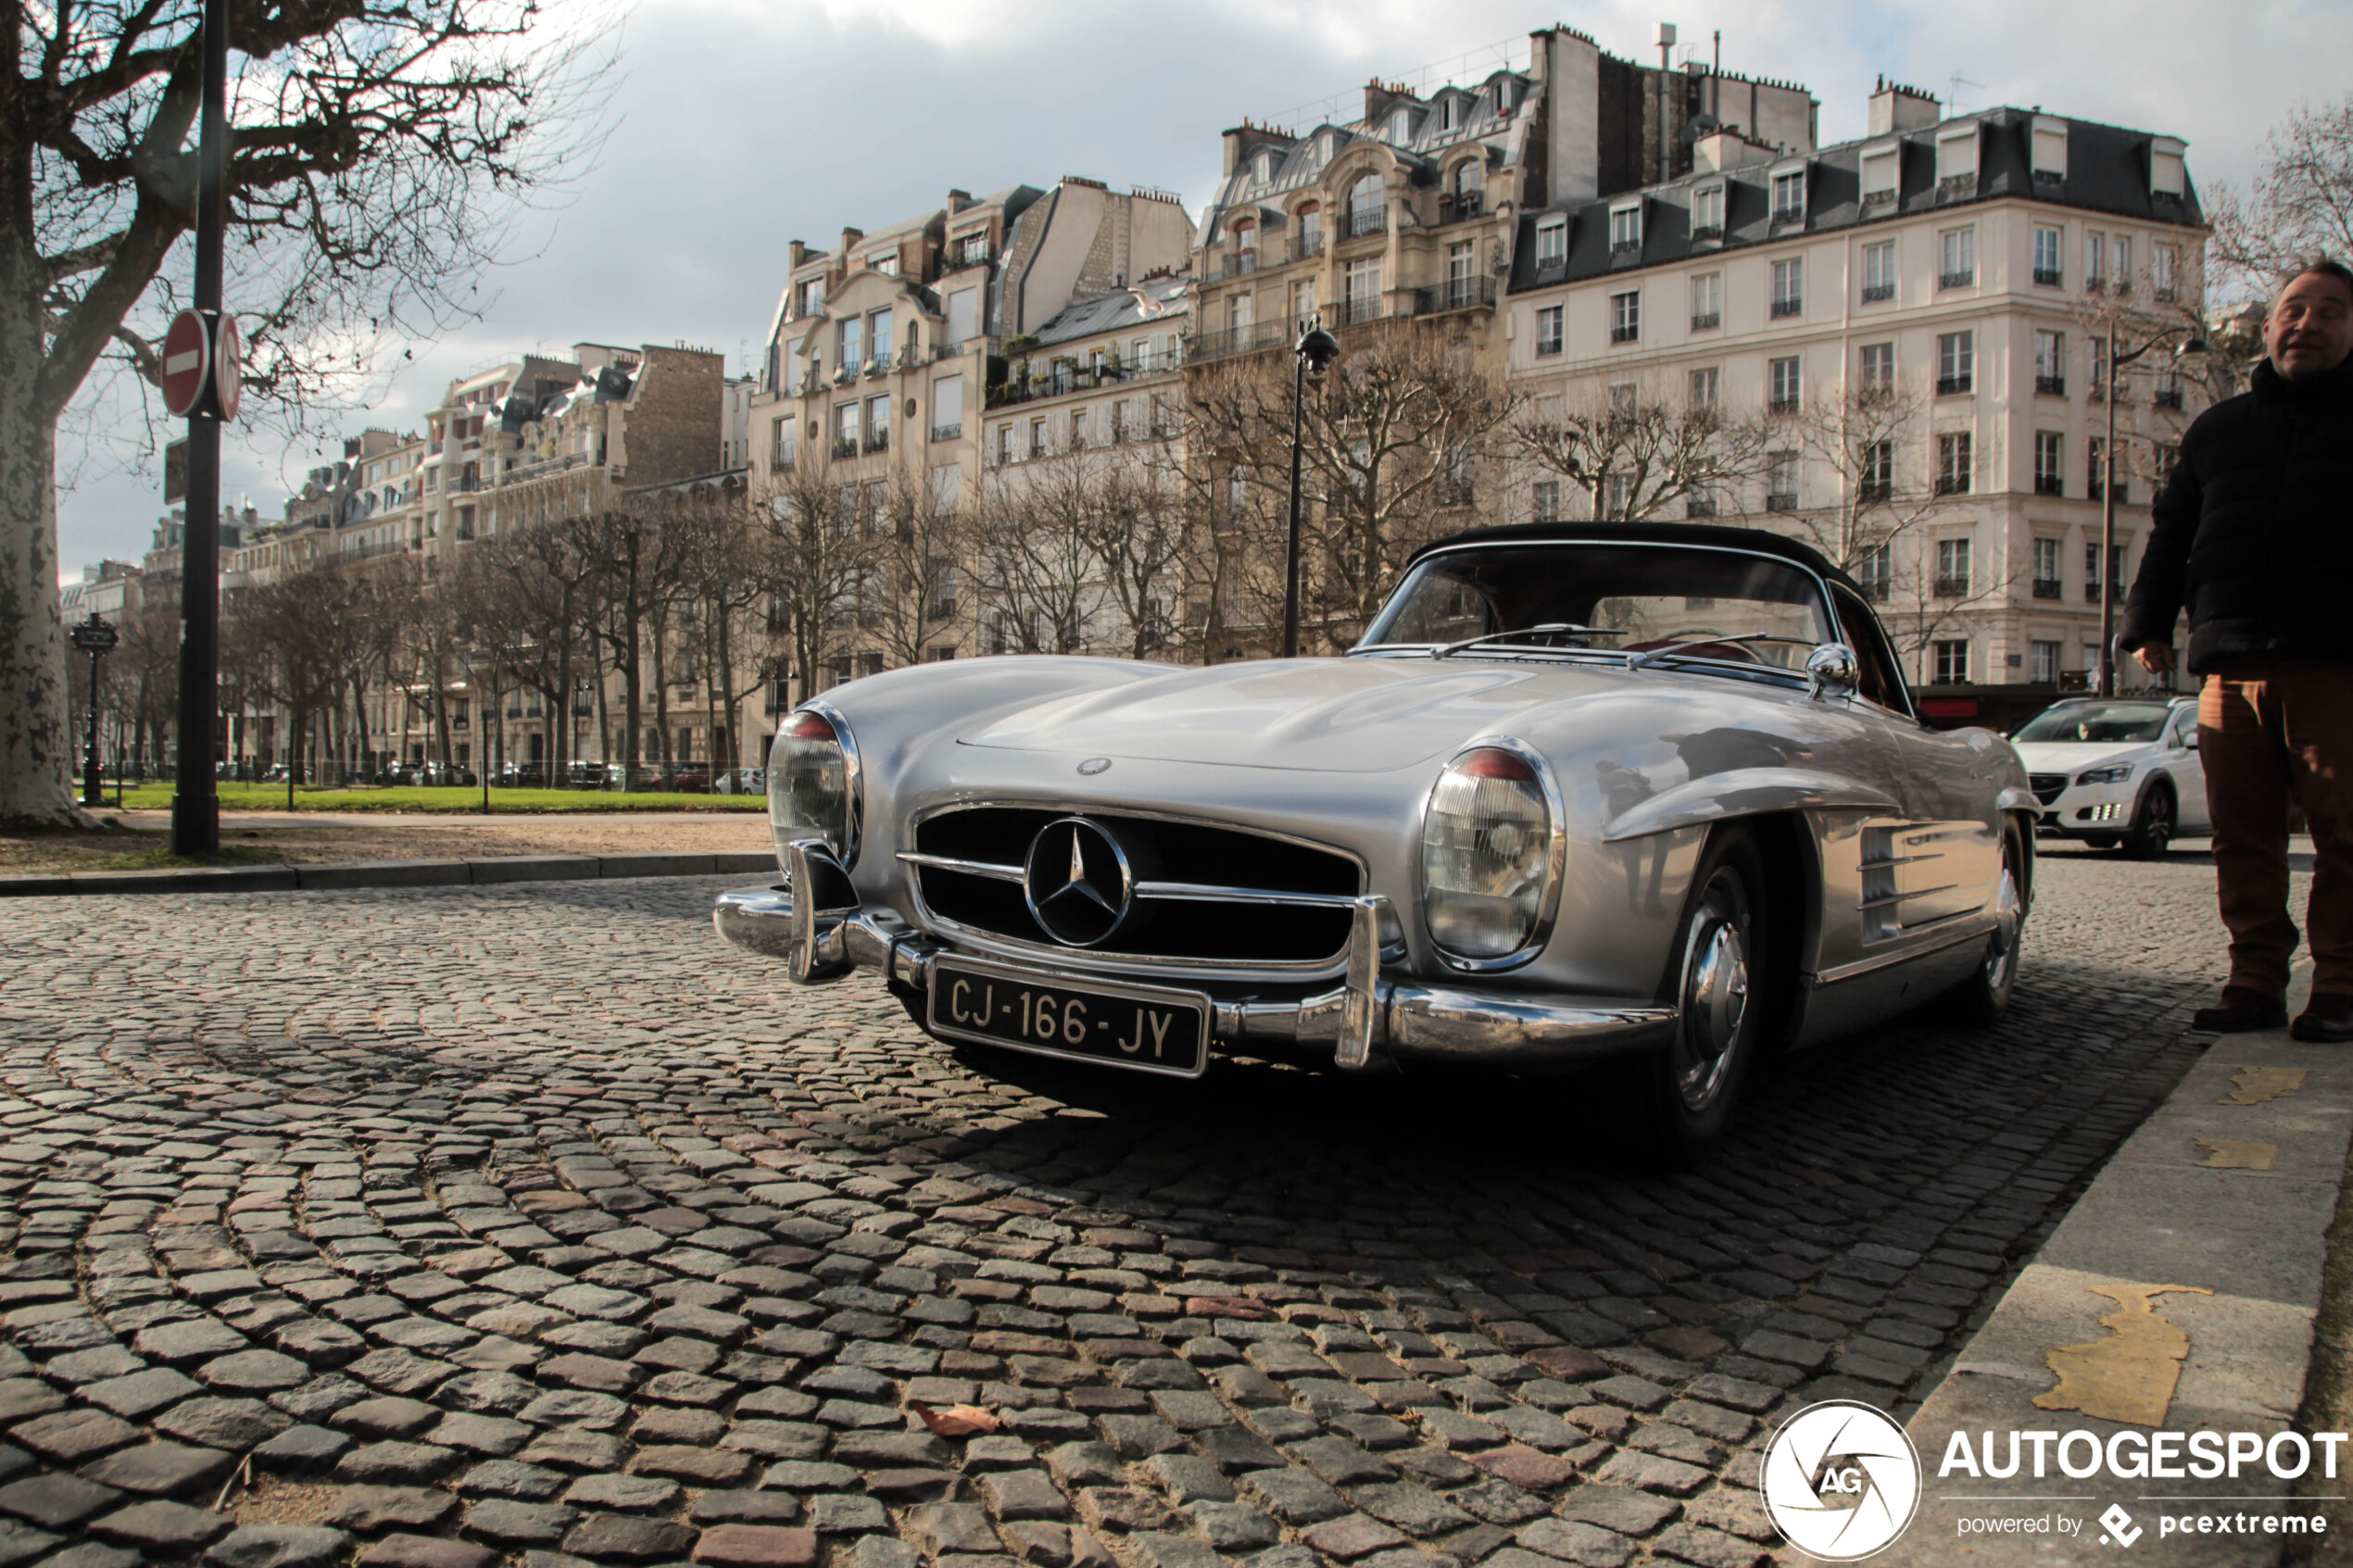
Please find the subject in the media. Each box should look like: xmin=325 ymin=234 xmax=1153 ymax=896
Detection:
xmin=2010 ymin=696 xmax=2206 ymax=857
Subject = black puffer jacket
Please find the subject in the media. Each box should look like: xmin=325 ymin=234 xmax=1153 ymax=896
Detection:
xmin=2121 ymin=354 xmax=2353 ymax=672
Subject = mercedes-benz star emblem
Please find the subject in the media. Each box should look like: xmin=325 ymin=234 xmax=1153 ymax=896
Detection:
xmin=1023 ymin=817 xmax=1133 ymax=947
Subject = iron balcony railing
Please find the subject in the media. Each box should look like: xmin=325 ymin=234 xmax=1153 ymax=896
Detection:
xmin=1610 ymin=323 xmax=1639 ymax=344
xmin=1344 ymin=207 xmax=1385 ymax=239
xmin=1765 ymin=493 xmax=1798 ymax=512
xmin=1691 ymin=312 xmax=1721 ymax=331
xmin=1939 ymin=270 xmax=1976 ymax=289
xmin=1431 ymin=275 xmax=1496 ymax=313
xmin=832 ymin=436 xmax=860 ymax=459
xmin=2032 ymin=578 xmax=2064 ymax=600
xmin=1936 ymin=374 xmax=1973 ymax=395
xmin=1934 ymin=575 xmax=1970 ymax=597
xmin=930 ymin=422 xmax=962 ymax=443
xmin=1861 ymin=282 xmax=1894 ymax=303
xmin=2153 ymin=387 xmax=2183 ymax=409
xmin=1935 ymin=473 xmax=1972 ymax=495
xmin=2036 ymin=374 xmax=2066 ymax=395
xmin=2035 ymin=475 xmax=2065 ymax=496
xmin=1225 ymin=251 xmax=1258 ymax=277
xmin=1770 ymin=296 xmax=1803 ymax=318
xmin=1291 ymin=232 xmax=1325 ymax=261
xmin=2034 ymin=266 xmax=2064 ymax=286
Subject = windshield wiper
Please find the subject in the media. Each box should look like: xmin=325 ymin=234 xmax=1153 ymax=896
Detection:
xmin=1433 ymin=623 xmax=1629 ymax=660
xmin=1626 ymin=633 xmax=1818 ymax=671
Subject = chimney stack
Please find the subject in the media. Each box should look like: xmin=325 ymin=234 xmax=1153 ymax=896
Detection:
xmin=1869 ymin=75 xmax=1940 ymax=135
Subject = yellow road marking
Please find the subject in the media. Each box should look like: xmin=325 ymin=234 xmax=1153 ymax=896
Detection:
xmin=2219 ymin=1067 xmax=2308 ymax=1106
xmin=2195 ymin=1138 xmax=2278 ymax=1170
xmin=2032 ymin=1281 xmax=2214 ymax=1427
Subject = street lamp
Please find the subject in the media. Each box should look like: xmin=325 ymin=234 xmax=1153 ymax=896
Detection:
xmin=1280 ymin=320 xmax=1342 ymax=659
xmin=458 ymin=648 xmax=491 ymax=814
xmin=69 ymin=613 xmax=120 ymax=808
xmin=2099 ymin=330 xmax=2208 ymax=696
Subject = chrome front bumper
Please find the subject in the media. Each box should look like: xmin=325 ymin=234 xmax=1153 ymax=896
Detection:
xmin=712 ymin=841 xmax=1677 ymax=1073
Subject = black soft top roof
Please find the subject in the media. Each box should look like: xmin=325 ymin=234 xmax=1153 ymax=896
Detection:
xmin=1408 ymin=522 xmax=1864 ymax=596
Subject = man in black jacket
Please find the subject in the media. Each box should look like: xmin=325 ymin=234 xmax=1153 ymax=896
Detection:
xmin=2121 ymin=257 xmax=2353 ymax=1038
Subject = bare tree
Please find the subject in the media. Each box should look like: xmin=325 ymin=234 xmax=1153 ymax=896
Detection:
xmin=1090 ymin=459 xmax=1190 ymax=660
xmin=670 ymin=489 xmax=766 ymax=773
xmin=1510 ymin=376 xmax=1768 ymax=523
xmin=2208 ymin=96 xmax=2353 ymax=301
xmin=1780 ymin=383 xmax=1997 ymax=679
xmin=236 ymin=559 xmax=371 ymax=789
xmin=1183 ymin=322 xmax=1518 ymax=655
xmin=975 ymin=451 xmax=1101 ymax=656
xmin=751 ymin=460 xmax=866 ymax=709
xmin=872 ymin=463 xmax=969 ymax=669
xmin=2 ymin=1 xmax=611 ymax=823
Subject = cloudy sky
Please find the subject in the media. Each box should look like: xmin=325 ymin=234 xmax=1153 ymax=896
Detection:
xmin=53 ymin=0 xmax=2350 ymax=579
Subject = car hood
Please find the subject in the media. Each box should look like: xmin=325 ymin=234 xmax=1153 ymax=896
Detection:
xmin=2010 ymin=741 xmax=2147 ymax=772
xmin=957 ymin=654 xmax=1662 ymax=772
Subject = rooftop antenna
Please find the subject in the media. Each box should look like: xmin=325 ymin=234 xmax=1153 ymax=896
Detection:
xmin=1948 ymin=72 xmax=1982 ymax=114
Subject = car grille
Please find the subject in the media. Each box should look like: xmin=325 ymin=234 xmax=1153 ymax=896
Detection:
xmin=905 ymin=806 xmax=1361 ymax=968
xmin=2030 ymin=773 xmax=2069 ymax=805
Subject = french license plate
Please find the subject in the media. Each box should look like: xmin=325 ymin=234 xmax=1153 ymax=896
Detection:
xmin=927 ymin=956 xmax=1210 ymax=1078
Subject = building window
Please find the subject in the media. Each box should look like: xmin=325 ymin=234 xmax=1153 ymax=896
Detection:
xmin=2088 ymin=437 xmax=2125 ymax=503
xmin=1859 ymin=342 xmax=1895 ymax=392
xmin=2113 ymin=235 xmax=2133 ymax=291
xmin=2032 ymin=536 xmax=2063 ymax=598
xmin=2033 ymin=226 xmax=2064 ymax=286
xmin=957 ymin=231 xmax=990 ymax=267
xmin=1691 ymin=271 xmax=1722 ymax=331
xmin=1344 ymin=257 xmax=1383 ymax=323
xmin=865 ymin=395 xmax=890 ymax=453
xmin=2033 ymin=330 xmax=2066 ymax=395
xmin=1936 ymin=537 xmax=1972 ymax=596
xmin=1937 ymin=431 xmax=1974 ymax=494
xmin=1859 ymin=439 xmax=1894 ymax=500
xmin=994 ymin=423 xmax=1012 ymax=467
xmin=834 ymin=402 xmax=859 ymax=459
xmin=1692 ymin=184 xmax=1725 ymax=238
xmin=1028 ymin=417 xmax=1047 ymax=459
xmin=837 ymin=315 xmax=862 ymax=371
xmin=1771 ymin=169 xmax=1806 ymax=224
xmin=1533 ymin=305 xmax=1564 ymax=357
xmin=1348 ymin=172 xmax=1384 ymax=238
xmin=2034 ymin=431 xmax=2065 ymax=495
xmin=1069 ymin=408 xmax=1088 ymax=449
xmin=799 ymin=277 xmax=824 ymax=316
xmin=1939 ymin=227 xmax=1976 ymax=289
xmin=1609 ymin=204 xmax=1642 ymax=253
xmin=1936 ymin=331 xmax=1975 ymax=395
xmin=869 ymin=310 xmax=893 ymax=369
xmin=931 ymin=374 xmax=963 ymax=442
xmin=1862 ymin=240 xmax=1896 ymax=303
xmin=1770 ymin=257 xmax=1804 ymax=317
xmin=772 ymin=416 xmax=796 ymax=470
xmin=1296 ymin=204 xmax=1323 ymax=257
xmin=1768 ymin=356 xmax=1802 ymax=413
xmin=1532 ymin=480 xmax=1562 ymax=522
xmin=1610 ymin=290 xmax=1641 ymax=344
xmin=2153 ymin=243 xmax=2178 ymax=300
xmin=2032 ymin=640 xmax=2061 ymax=684
xmin=1534 ymin=217 xmax=1567 ymax=269
xmin=2086 ymin=540 xmax=2126 ymax=600
xmin=1860 ymin=146 xmax=1899 ymax=207
xmin=1253 ymin=151 xmax=1272 ymax=185
xmin=1856 ymin=546 xmax=1892 ymax=602
xmin=1766 ymin=451 xmax=1799 ymax=511
xmin=1451 ymin=158 xmax=1484 ymax=218
xmin=1689 ymin=366 xmax=1719 ymax=407
xmin=2085 ymin=230 xmax=2107 ymax=289
xmin=1228 ymin=293 xmax=1253 ymax=334
xmin=1291 ymin=279 xmax=1316 ymax=328
xmin=1934 ymin=640 xmax=1970 ymax=684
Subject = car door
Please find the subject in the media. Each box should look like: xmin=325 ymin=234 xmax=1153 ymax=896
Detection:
xmin=2165 ymin=703 xmax=2209 ymax=833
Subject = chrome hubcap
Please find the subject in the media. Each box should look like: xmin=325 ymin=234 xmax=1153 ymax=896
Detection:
xmin=1675 ymin=876 xmax=1751 ymax=1110
xmin=1985 ymin=865 xmax=2022 ymax=991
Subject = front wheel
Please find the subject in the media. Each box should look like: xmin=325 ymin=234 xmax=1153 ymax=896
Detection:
xmin=1643 ymin=825 xmax=1768 ymax=1161
xmin=1951 ymin=822 xmax=2028 ymax=1025
xmin=2124 ymin=784 xmax=2175 ymax=859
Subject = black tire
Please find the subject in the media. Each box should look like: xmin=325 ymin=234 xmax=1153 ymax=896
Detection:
xmin=2124 ymin=784 xmax=2175 ymax=859
xmin=1950 ymin=821 xmax=2028 ymax=1026
xmin=1642 ymin=824 xmax=1769 ymax=1161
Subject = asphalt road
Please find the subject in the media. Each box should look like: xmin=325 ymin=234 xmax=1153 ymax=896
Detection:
xmin=0 ymin=842 xmax=2279 ymax=1568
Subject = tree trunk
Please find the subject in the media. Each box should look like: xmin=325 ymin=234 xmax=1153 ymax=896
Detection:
xmin=0 ymin=405 xmax=86 ymax=824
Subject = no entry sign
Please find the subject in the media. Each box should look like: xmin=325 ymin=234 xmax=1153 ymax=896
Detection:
xmin=161 ymin=309 xmax=209 ymax=417
xmin=213 ymin=312 xmax=242 ymax=420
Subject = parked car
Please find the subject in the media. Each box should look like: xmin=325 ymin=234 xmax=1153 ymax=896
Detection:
xmin=2009 ymin=696 xmax=2204 ymax=857
xmin=563 ymin=761 xmax=609 ymax=790
xmin=713 ymin=523 xmax=2035 ymax=1155
xmin=497 ymin=764 xmax=547 ymax=789
xmin=665 ymin=766 xmax=711 ymax=794
xmin=715 ymin=769 xmax=766 ymax=796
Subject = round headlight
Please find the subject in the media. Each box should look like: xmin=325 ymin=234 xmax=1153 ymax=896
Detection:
xmin=1422 ymin=745 xmax=1556 ymax=963
xmin=770 ymin=708 xmax=858 ymax=869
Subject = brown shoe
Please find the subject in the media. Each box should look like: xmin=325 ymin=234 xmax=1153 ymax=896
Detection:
xmin=2193 ymin=987 xmax=2288 ymax=1033
xmin=2293 ymin=994 xmax=2353 ymax=1043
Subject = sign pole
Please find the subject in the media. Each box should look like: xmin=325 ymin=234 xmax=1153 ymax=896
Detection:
xmin=171 ymin=0 xmax=229 ymax=855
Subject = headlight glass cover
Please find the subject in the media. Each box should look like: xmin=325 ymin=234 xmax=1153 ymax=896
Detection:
xmin=770 ymin=709 xmax=854 ymax=868
xmin=2076 ymin=763 xmax=2134 ymax=785
xmin=1423 ymin=745 xmax=1554 ymax=961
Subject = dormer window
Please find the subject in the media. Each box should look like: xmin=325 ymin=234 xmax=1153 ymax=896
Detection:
xmin=1451 ymin=158 xmax=1484 ymax=219
xmin=870 ymin=253 xmax=899 ymax=277
xmin=1390 ymin=109 xmax=1411 ymax=144
xmin=1860 ymin=144 xmax=1899 ymax=208
xmin=1691 ymin=184 xmax=1724 ymax=238
xmin=1609 ymin=203 xmax=1642 ymax=253
xmin=1439 ymin=97 xmax=1458 ymax=133
xmin=2151 ymin=136 xmax=2187 ymax=202
xmin=1936 ymin=124 xmax=1981 ymax=194
xmin=1253 ymin=151 xmax=1273 ymax=185
xmin=2032 ymin=117 xmax=2069 ymax=185
xmin=1534 ymin=216 xmax=1567 ymax=269
xmin=1316 ymin=132 xmax=1334 ymax=165
xmin=1770 ymin=169 xmax=1806 ymax=225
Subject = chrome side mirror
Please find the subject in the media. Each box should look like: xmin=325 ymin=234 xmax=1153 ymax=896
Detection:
xmin=1807 ymin=643 xmax=1860 ymax=700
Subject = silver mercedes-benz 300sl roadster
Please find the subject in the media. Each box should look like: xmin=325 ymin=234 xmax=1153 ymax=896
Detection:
xmin=715 ymin=523 xmax=2035 ymax=1154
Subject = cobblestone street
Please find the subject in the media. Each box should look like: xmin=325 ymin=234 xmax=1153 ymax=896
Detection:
xmin=0 ymin=846 xmax=2275 ymax=1568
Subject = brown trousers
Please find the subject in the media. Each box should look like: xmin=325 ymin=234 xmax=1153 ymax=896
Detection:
xmin=2200 ymin=659 xmax=2353 ymax=997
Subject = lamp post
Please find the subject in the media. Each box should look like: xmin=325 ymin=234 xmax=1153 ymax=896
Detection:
xmin=2099 ymin=330 xmax=2208 ymax=696
xmin=458 ymin=648 xmax=491 ymax=814
xmin=70 ymin=613 xmax=120 ymax=808
xmin=1280 ymin=320 xmax=1342 ymax=659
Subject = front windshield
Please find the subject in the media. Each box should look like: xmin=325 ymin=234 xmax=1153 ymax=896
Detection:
xmin=1358 ymin=542 xmax=1835 ymax=672
xmin=2013 ymin=702 xmax=2174 ymax=744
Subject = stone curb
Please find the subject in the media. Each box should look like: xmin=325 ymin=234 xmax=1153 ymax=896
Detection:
xmin=1901 ymin=964 xmax=2347 ymax=1565
xmin=0 ymin=849 xmax=777 ymax=897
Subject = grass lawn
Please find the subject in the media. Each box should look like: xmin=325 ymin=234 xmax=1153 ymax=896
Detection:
xmin=109 ymin=784 xmax=765 ymax=814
